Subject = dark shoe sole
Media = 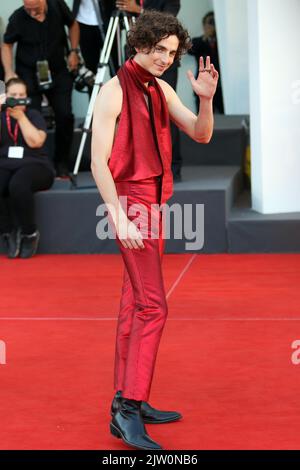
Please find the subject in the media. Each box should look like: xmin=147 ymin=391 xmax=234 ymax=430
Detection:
xmin=2 ymin=233 xmax=20 ymax=258
xmin=110 ymin=423 xmax=163 ymax=451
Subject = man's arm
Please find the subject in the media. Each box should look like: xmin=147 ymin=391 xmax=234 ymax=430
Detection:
xmin=56 ymin=0 xmax=80 ymax=70
xmin=115 ymin=0 xmax=142 ymax=14
xmin=67 ymin=20 xmax=80 ymax=71
xmin=68 ymin=19 xmax=80 ymax=50
xmin=91 ymin=80 xmax=145 ymax=250
xmin=1 ymin=43 xmax=17 ymax=81
xmin=158 ymin=56 xmax=218 ymax=143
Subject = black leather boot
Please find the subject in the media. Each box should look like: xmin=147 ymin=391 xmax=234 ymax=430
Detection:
xmin=110 ymin=397 xmax=163 ymax=450
xmin=19 ymin=230 xmax=40 ymax=258
xmin=111 ymin=390 xmax=182 ymax=424
xmin=1 ymin=231 xmax=21 ymax=258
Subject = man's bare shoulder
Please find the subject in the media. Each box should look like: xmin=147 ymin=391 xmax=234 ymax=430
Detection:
xmin=101 ymin=75 xmax=122 ymax=94
xmin=156 ymin=78 xmax=176 ymax=102
xmin=96 ymin=76 xmax=123 ymax=116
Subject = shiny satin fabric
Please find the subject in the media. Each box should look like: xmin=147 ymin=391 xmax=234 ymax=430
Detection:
xmin=108 ymin=59 xmax=173 ymax=205
xmin=113 ymin=177 xmax=168 ymax=401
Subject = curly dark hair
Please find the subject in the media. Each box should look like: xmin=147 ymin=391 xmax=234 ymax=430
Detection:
xmin=127 ymin=10 xmax=192 ymax=62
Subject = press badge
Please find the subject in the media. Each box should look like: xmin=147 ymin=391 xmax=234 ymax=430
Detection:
xmin=8 ymin=146 xmax=24 ymax=159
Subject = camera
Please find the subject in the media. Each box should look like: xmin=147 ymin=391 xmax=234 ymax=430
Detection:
xmin=2 ymin=97 xmax=32 ymax=109
xmin=36 ymin=60 xmax=53 ymax=91
xmin=73 ymin=63 xmax=95 ymax=92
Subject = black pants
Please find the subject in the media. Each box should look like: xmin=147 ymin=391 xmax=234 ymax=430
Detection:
xmin=78 ymin=22 xmax=119 ymax=78
xmin=0 ymin=164 xmax=54 ymax=234
xmin=18 ymin=68 xmax=74 ymax=169
xmin=161 ymin=63 xmax=182 ymax=176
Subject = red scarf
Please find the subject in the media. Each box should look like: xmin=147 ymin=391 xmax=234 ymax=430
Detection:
xmin=108 ymin=58 xmax=173 ymax=204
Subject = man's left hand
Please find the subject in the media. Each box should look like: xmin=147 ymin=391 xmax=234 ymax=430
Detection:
xmin=187 ymin=56 xmax=219 ymax=100
xmin=68 ymin=51 xmax=79 ymax=71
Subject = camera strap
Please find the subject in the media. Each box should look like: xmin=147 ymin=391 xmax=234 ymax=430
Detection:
xmin=6 ymin=111 xmax=19 ymax=146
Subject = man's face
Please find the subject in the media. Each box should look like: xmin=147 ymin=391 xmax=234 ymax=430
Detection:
xmin=7 ymin=83 xmax=27 ymax=112
xmin=203 ymin=16 xmax=216 ymax=38
xmin=23 ymin=0 xmax=46 ymax=20
xmin=136 ymin=35 xmax=179 ymax=77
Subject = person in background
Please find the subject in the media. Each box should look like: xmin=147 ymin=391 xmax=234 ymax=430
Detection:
xmin=189 ymin=11 xmax=224 ymax=114
xmin=72 ymin=0 xmax=119 ymax=76
xmin=1 ymin=0 xmax=80 ymax=178
xmin=116 ymin=0 xmax=183 ymax=181
xmin=0 ymin=78 xmax=54 ymax=258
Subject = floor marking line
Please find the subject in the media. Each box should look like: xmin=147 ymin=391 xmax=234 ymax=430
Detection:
xmin=166 ymin=254 xmax=198 ymax=300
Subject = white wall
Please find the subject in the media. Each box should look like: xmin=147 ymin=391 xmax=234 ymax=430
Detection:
xmin=213 ymin=0 xmax=249 ymax=114
xmin=248 ymin=0 xmax=300 ymax=213
xmin=0 ymin=1 xmax=22 ymax=23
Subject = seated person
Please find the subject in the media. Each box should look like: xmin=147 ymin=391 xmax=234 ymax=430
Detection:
xmin=0 ymin=78 xmax=54 ymax=258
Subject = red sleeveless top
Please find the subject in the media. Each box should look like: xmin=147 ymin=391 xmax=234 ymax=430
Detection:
xmin=108 ymin=58 xmax=173 ymax=204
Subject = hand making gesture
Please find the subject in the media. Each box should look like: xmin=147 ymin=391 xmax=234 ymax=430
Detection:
xmin=187 ymin=56 xmax=219 ymax=100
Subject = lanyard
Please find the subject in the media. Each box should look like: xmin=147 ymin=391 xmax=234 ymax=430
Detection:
xmin=6 ymin=111 xmax=19 ymax=146
xmin=140 ymin=0 xmax=144 ymax=7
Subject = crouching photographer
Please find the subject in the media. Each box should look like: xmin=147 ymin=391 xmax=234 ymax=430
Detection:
xmin=0 ymin=78 xmax=55 ymax=259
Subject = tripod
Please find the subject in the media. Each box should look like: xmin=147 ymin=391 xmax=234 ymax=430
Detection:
xmin=71 ymin=9 xmax=134 ymax=188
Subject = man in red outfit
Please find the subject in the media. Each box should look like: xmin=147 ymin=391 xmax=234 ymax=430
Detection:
xmin=91 ymin=10 xmax=218 ymax=450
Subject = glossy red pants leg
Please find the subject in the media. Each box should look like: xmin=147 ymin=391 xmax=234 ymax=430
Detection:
xmin=113 ymin=178 xmax=167 ymax=402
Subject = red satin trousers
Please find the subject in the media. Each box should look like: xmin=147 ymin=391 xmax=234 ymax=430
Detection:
xmin=113 ymin=177 xmax=167 ymax=401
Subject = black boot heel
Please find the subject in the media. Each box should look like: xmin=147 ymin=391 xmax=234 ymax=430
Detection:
xmin=110 ymin=423 xmax=121 ymax=438
xmin=110 ymin=398 xmax=163 ymax=450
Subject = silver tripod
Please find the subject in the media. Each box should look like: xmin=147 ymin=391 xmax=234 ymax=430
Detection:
xmin=71 ymin=9 xmax=134 ymax=188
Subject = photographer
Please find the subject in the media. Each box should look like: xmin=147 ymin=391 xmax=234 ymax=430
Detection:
xmin=1 ymin=0 xmax=80 ymax=177
xmin=0 ymin=78 xmax=54 ymax=258
xmin=72 ymin=0 xmax=122 ymax=77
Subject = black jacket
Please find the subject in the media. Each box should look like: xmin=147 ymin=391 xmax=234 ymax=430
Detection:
xmin=144 ymin=0 xmax=180 ymax=16
xmin=72 ymin=0 xmax=180 ymax=20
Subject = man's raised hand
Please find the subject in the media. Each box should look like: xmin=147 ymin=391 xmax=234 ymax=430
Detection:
xmin=187 ymin=56 xmax=219 ymax=100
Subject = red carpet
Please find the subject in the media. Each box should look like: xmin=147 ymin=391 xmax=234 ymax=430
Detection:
xmin=0 ymin=253 xmax=300 ymax=449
